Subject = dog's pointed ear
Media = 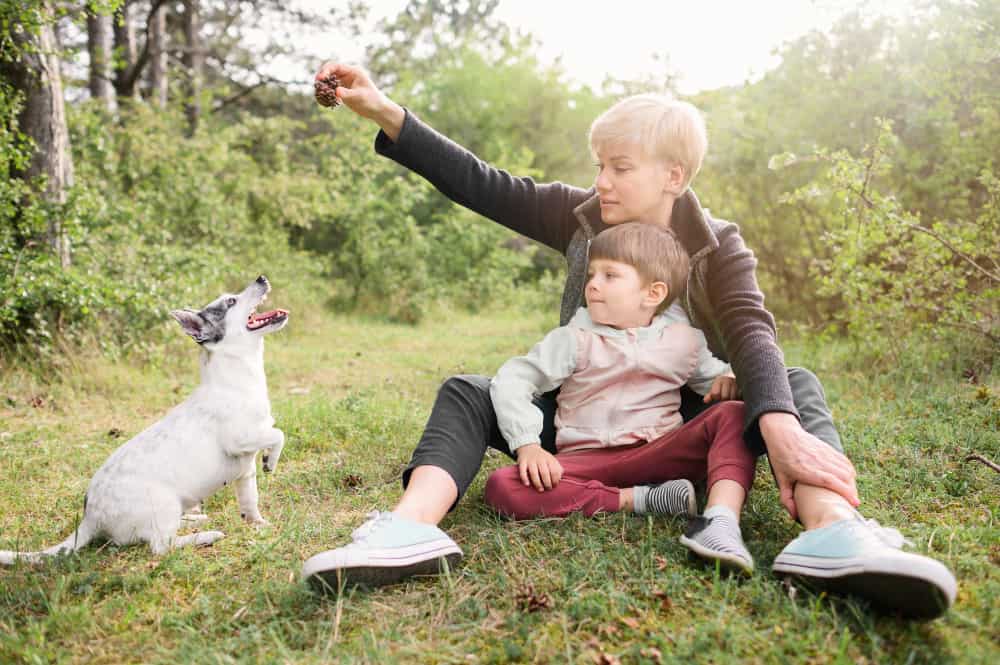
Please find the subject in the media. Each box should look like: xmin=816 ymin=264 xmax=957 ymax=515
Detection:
xmin=171 ymin=309 xmax=206 ymax=342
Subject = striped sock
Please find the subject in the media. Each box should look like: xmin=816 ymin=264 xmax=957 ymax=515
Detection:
xmin=680 ymin=505 xmax=754 ymax=574
xmin=632 ymin=479 xmax=696 ymax=516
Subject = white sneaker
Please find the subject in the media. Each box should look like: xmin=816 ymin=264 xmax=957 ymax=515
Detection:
xmin=301 ymin=511 xmax=463 ymax=593
xmin=772 ymin=514 xmax=957 ymax=619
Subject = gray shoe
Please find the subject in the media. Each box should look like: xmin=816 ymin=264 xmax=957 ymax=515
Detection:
xmin=680 ymin=512 xmax=754 ymax=575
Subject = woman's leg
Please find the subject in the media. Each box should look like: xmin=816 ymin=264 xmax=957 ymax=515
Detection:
xmin=399 ymin=374 xmax=557 ymax=522
xmin=301 ymin=374 xmax=557 ymax=590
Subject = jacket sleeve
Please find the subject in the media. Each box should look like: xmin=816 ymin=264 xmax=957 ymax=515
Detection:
xmin=489 ymin=326 xmax=577 ymax=453
xmin=687 ymin=330 xmax=734 ymax=396
xmin=374 ymin=109 xmax=589 ymax=254
xmin=706 ymin=224 xmax=798 ymax=431
xmin=662 ymin=302 xmax=732 ymax=395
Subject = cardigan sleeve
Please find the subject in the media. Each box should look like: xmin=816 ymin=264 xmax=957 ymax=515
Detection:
xmin=374 ymin=109 xmax=590 ymax=255
xmin=706 ymin=223 xmax=799 ymax=433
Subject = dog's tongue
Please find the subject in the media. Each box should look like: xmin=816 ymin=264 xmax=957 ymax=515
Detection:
xmin=247 ymin=309 xmax=288 ymax=330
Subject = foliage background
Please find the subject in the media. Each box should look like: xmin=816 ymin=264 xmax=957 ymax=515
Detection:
xmin=1 ymin=0 xmax=997 ymax=367
xmin=0 ymin=2 xmax=998 ymax=662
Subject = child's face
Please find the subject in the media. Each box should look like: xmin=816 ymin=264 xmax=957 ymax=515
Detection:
xmin=593 ymin=142 xmax=683 ymax=226
xmin=585 ymin=258 xmax=665 ymax=329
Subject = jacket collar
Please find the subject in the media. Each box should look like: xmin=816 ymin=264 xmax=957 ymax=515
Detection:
xmin=568 ymin=307 xmax=671 ymax=341
xmin=571 ymin=188 xmax=719 ymax=264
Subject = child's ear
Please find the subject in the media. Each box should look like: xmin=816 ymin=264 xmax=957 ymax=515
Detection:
xmin=645 ymin=281 xmax=669 ymax=309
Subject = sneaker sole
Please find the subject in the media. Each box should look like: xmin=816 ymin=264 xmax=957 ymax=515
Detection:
xmin=679 ymin=534 xmax=754 ymax=576
xmin=772 ymin=552 xmax=956 ymax=619
xmin=303 ymin=541 xmax=463 ymax=594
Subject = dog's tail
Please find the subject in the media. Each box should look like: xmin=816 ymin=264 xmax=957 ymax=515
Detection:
xmin=0 ymin=514 xmax=98 ymax=566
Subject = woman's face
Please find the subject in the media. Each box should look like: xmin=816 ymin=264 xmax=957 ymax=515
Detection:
xmin=593 ymin=142 xmax=681 ymax=226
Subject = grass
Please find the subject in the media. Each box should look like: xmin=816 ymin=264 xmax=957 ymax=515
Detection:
xmin=0 ymin=286 xmax=998 ymax=664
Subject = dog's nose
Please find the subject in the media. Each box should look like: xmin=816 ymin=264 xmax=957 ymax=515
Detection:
xmin=256 ymin=275 xmax=269 ymax=286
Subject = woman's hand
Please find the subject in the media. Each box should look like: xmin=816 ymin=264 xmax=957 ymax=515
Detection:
xmin=515 ymin=444 xmax=564 ymax=492
xmin=314 ymin=62 xmax=405 ymax=141
xmin=760 ymin=412 xmax=860 ymax=520
xmin=703 ymin=373 xmax=739 ymax=403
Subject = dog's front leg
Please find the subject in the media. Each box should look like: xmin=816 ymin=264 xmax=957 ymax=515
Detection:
xmin=259 ymin=427 xmax=284 ymax=473
xmin=234 ymin=468 xmax=267 ymax=525
xmin=232 ymin=426 xmax=285 ymax=473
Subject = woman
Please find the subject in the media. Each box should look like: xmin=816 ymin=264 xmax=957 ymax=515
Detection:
xmin=300 ymin=63 xmax=956 ymax=620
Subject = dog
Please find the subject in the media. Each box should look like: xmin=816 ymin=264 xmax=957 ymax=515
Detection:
xmin=0 ymin=275 xmax=288 ymax=564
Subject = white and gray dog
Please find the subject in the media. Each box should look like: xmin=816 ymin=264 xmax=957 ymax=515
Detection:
xmin=0 ymin=275 xmax=288 ymax=564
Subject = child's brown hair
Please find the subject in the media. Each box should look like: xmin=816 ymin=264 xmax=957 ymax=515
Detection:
xmin=589 ymin=223 xmax=689 ymax=314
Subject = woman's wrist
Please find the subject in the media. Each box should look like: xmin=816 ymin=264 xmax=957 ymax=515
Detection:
xmin=759 ymin=412 xmax=800 ymax=440
xmin=372 ymin=98 xmax=405 ymax=142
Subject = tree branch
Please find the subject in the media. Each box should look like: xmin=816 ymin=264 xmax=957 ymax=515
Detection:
xmin=121 ymin=0 xmax=171 ymax=93
xmin=965 ymin=454 xmax=1000 ymax=474
xmin=850 ymin=186 xmax=1000 ymax=284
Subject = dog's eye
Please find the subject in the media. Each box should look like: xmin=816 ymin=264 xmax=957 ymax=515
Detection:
xmin=226 ymin=297 xmax=237 ymax=307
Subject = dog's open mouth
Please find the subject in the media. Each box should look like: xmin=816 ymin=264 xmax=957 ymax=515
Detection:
xmin=247 ymin=308 xmax=289 ymax=331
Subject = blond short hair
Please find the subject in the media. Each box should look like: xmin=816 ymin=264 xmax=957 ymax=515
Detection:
xmin=590 ymin=222 xmax=689 ymax=314
xmin=589 ymin=94 xmax=708 ymax=191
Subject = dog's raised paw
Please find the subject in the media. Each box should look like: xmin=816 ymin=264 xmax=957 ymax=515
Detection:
xmin=194 ymin=531 xmax=225 ymax=547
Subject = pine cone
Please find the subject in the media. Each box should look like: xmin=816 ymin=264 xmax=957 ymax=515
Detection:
xmin=514 ymin=584 xmax=553 ymax=613
xmin=315 ymin=74 xmax=341 ymax=108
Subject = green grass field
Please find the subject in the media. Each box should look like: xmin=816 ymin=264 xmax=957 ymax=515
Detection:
xmin=1 ymin=290 xmax=997 ymax=664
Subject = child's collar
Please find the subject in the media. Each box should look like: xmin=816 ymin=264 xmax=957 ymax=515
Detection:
xmin=568 ymin=307 xmax=672 ymax=340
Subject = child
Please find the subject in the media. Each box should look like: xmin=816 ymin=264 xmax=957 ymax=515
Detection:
xmin=485 ymin=222 xmax=757 ymax=574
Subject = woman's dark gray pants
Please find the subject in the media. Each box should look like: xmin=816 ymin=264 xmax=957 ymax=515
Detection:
xmin=403 ymin=367 xmax=842 ymax=508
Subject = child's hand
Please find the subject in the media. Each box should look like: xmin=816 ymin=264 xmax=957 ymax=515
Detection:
xmin=515 ymin=444 xmax=563 ymax=492
xmin=704 ymin=373 xmax=739 ymax=403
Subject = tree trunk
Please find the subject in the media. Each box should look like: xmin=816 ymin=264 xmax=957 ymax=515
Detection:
xmin=0 ymin=3 xmax=74 ymax=267
xmin=86 ymin=10 xmax=117 ymax=112
xmin=113 ymin=0 xmax=140 ymax=101
xmin=148 ymin=3 xmax=168 ymax=108
xmin=182 ymin=0 xmax=203 ymax=135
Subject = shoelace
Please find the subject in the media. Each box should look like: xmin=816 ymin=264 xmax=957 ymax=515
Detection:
xmin=855 ymin=512 xmax=912 ymax=549
xmin=350 ymin=510 xmax=392 ymax=544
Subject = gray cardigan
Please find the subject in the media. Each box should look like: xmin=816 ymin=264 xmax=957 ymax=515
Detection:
xmin=374 ymin=110 xmax=798 ymax=441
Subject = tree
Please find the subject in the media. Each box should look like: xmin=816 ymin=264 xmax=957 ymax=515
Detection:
xmin=147 ymin=0 xmax=167 ymax=107
xmin=86 ymin=7 xmax=116 ymax=112
xmin=0 ymin=1 xmax=74 ymax=267
xmin=112 ymin=0 xmax=141 ymax=100
xmin=181 ymin=0 xmax=203 ymax=134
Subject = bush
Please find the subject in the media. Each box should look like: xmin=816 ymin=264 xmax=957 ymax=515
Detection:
xmin=775 ymin=120 xmax=999 ymax=367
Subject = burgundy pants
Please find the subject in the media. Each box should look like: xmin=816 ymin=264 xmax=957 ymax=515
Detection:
xmin=484 ymin=400 xmax=754 ymax=520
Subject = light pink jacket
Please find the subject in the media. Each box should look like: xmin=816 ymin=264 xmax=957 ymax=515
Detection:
xmin=491 ymin=304 xmax=732 ymax=454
